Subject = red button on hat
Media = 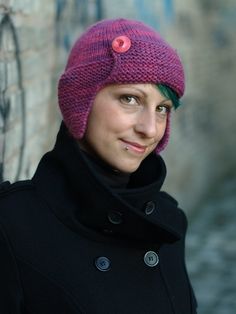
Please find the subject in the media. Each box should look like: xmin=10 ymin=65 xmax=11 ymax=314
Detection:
xmin=112 ymin=36 xmax=131 ymax=53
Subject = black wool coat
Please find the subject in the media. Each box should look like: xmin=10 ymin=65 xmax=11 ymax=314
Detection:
xmin=0 ymin=124 xmax=197 ymax=314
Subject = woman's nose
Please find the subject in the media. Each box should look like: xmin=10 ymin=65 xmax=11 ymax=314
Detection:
xmin=134 ymin=110 xmax=158 ymax=138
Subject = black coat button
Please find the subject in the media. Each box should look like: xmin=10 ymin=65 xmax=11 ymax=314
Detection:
xmin=107 ymin=210 xmax=123 ymax=225
xmin=144 ymin=251 xmax=159 ymax=267
xmin=144 ymin=201 xmax=156 ymax=215
xmin=94 ymin=256 xmax=111 ymax=271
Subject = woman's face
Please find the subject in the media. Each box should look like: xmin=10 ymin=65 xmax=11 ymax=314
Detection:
xmin=80 ymin=83 xmax=172 ymax=173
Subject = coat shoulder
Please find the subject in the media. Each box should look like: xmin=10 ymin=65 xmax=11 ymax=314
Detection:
xmin=0 ymin=179 xmax=34 ymax=195
xmin=158 ymin=191 xmax=179 ymax=206
xmin=0 ymin=180 xmax=37 ymax=218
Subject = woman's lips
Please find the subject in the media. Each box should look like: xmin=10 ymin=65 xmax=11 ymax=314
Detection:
xmin=121 ymin=140 xmax=147 ymax=153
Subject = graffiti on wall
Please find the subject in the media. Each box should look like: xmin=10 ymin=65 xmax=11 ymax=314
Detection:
xmin=0 ymin=14 xmax=26 ymax=183
xmin=134 ymin=0 xmax=174 ymax=30
xmin=55 ymin=0 xmax=103 ymax=53
xmin=163 ymin=0 xmax=174 ymax=23
xmin=199 ymin=0 xmax=236 ymax=48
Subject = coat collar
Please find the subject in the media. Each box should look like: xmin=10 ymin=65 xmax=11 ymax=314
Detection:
xmin=33 ymin=123 xmax=185 ymax=246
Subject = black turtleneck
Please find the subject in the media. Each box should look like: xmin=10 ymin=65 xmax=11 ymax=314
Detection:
xmin=78 ymin=148 xmax=131 ymax=189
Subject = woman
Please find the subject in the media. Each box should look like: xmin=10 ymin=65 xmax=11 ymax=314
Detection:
xmin=0 ymin=18 xmax=197 ymax=313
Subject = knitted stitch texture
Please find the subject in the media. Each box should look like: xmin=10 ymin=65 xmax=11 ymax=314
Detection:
xmin=58 ymin=18 xmax=185 ymax=153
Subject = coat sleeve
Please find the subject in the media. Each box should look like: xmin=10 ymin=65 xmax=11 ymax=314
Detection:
xmin=0 ymin=222 xmax=25 ymax=314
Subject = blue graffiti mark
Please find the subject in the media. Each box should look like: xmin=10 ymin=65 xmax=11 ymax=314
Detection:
xmin=211 ymin=7 xmax=236 ymax=48
xmin=134 ymin=0 xmax=175 ymax=29
xmin=55 ymin=0 xmax=67 ymax=21
xmin=134 ymin=0 xmax=160 ymax=30
xmin=96 ymin=0 xmax=103 ymax=20
xmin=55 ymin=0 xmax=103 ymax=51
xmin=163 ymin=0 xmax=174 ymax=23
xmin=212 ymin=28 xmax=229 ymax=48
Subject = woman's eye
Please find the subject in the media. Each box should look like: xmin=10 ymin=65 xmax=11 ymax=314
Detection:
xmin=120 ymin=95 xmax=138 ymax=105
xmin=156 ymin=105 xmax=171 ymax=115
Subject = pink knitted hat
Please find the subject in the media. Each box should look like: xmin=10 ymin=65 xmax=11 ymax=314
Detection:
xmin=58 ymin=18 xmax=185 ymax=153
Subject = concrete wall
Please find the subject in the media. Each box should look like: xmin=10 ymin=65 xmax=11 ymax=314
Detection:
xmin=0 ymin=0 xmax=101 ymax=183
xmin=0 ymin=0 xmax=55 ymax=182
xmin=1 ymin=0 xmax=236 ymax=213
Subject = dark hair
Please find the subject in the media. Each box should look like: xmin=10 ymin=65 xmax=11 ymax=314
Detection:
xmin=157 ymin=84 xmax=181 ymax=109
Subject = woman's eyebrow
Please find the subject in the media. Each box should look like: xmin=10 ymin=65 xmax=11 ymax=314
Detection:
xmin=130 ymin=87 xmax=148 ymax=97
xmin=116 ymin=86 xmax=148 ymax=97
